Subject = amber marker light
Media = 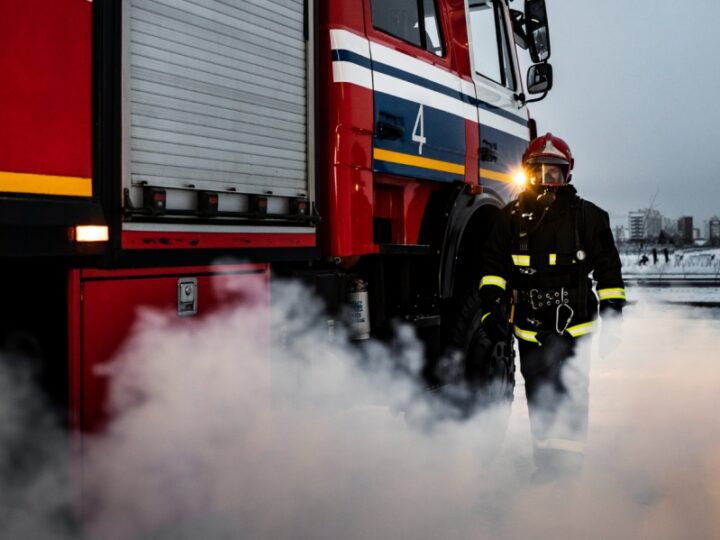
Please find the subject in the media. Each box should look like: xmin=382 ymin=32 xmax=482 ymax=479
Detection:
xmin=75 ymin=225 xmax=109 ymax=242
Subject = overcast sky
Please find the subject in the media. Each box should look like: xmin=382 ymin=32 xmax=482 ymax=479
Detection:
xmin=525 ymin=0 xmax=720 ymax=227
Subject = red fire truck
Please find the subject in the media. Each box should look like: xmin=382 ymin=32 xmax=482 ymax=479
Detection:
xmin=0 ymin=0 xmax=553 ymax=430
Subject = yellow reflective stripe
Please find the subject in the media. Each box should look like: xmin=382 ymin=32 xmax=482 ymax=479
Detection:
xmin=536 ymin=438 xmax=585 ymax=454
xmin=479 ymin=168 xmax=513 ymax=183
xmin=515 ymin=321 xmax=596 ymax=342
xmin=598 ymin=288 xmax=626 ymax=301
xmin=479 ymin=275 xmax=507 ymax=290
xmin=514 ymin=326 xmax=539 ymax=343
xmin=374 ymin=148 xmax=465 ymax=175
xmin=566 ymin=321 xmax=596 ymax=337
xmin=511 ymin=254 xmax=530 ymax=266
xmin=481 ymin=312 xmax=490 ymax=322
xmin=0 ymin=170 xmax=92 ymax=197
xmin=549 ymin=253 xmax=557 ymax=265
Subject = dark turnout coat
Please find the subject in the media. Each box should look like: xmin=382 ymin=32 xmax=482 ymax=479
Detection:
xmin=479 ymin=185 xmax=625 ymax=345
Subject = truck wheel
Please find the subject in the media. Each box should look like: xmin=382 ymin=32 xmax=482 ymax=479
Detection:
xmin=446 ymin=288 xmax=516 ymax=414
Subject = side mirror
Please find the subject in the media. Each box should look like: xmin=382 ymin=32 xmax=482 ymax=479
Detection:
xmin=525 ymin=0 xmax=550 ymax=63
xmin=527 ymin=63 xmax=553 ymax=95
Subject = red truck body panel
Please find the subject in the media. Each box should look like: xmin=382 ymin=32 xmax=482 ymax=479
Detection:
xmin=69 ymin=263 xmax=269 ymax=432
xmin=0 ymin=0 xmax=92 ymax=196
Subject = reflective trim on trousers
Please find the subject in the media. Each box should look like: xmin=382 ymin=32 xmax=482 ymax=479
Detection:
xmin=536 ymin=438 xmax=586 ymax=454
xmin=479 ymin=275 xmax=507 ymax=290
xmin=598 ymin=287 xmax=626 ymax=301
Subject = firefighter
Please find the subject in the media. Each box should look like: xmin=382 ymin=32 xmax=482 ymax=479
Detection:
xmin=478 ymin=133 xmax=625 ymax=480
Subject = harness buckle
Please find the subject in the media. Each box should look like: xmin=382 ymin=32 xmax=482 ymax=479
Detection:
xmin=556 ymin=302 xmax=574 ymax=334
xmin=529 ymin=288 xmax=540 ymax=310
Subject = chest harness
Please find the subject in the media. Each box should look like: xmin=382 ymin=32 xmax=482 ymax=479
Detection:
xmin=509 ymin=194 xmax=588 ymax=334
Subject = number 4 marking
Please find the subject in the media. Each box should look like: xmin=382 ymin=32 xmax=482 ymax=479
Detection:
xmin=412 ymin=104 xmax=427 ymax=155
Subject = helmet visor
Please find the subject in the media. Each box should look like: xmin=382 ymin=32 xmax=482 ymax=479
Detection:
xmin=526 ymin=163 xmax=566 ymax=186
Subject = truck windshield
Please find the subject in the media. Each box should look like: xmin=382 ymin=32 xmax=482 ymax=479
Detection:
xmin=371 ymin=0 xmax=444 ymax=56
xmin=468 ymin=1 xmax=516 ymax=90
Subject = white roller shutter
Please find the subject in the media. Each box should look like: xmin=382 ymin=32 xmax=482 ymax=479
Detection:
xmin=125 ymin=0 xmax=308 ymax=198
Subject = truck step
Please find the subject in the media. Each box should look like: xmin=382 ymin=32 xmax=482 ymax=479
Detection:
xmin=404 ymin=314 xmax=442 ymax=328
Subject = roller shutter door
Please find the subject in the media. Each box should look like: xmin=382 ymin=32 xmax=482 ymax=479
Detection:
xmin=126 ymin=0 xmax=308 ymax=198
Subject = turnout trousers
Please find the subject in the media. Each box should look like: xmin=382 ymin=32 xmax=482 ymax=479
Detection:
xmin=517 ymin=332 xmax=590 ymax=474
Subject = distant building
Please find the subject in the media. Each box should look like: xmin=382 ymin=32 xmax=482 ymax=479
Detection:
xmin=628 ymin=211 xmax=646 ymax=241
xmin=678 ymin=216 xmax=693 ymax=245
xmin=628 ymin=208 xmax=663 ymax=242
xmin=613 ymin=224 xmax=626 ymax=243
xmin=645 ymin=209 xmax=662 ymax=240
xmin=662 ymin=217 xmax=678 ymax=235
xmin=708 ymin=216 xmax=720 ymax=244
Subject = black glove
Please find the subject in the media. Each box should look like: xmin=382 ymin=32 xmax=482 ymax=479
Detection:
xmin=599 ymin=299 xmax=624 ymax=319
xmin=599 ymin=299 xmax=623 ymax=358
xmin=480 ymin=297 xmax=509 ymax=343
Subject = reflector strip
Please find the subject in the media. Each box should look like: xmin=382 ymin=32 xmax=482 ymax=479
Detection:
xmin=0 ymin=171 xmax=92 ymax=197
xmin=514 ymin=321 xmax=597 ymax=343
xmin=481 ymin=312 xmax=490 ymax=322
xmin=598 ymin=287 xmax=626 ymax=301
xmin=479 ymin=275 xmax=507 ymax=290
xmin=566 ymin=321 xmax=596 ymax=337
xmin=479 ymin=168 xmax=514 ymax=183
xmin=373 ymin=148 xmax=465 ymax=175
xmin=512 ymin=254 xmax=530 ymax=266
xmin=514 ymin=326 xmax=539 ymax=343
xmin=549 ymin=253 xmax=557 ymax=265
xmin=536 ymin=438 xmax=585 ymax=454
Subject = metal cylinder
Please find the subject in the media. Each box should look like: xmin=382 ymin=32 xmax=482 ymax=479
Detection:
xmin=347 ymin=279 xmax=370 ymax=340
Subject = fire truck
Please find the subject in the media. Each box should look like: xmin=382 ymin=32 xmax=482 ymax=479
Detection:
xmin=0 ymin=0 xmax=553 ymax=430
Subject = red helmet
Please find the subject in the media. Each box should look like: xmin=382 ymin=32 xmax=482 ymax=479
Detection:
xmin=522 ymin=133 xmax=574 ymax=186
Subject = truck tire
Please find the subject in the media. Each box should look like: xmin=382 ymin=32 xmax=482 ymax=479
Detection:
xmin=445 ymin=287 xmax=516 ymax=414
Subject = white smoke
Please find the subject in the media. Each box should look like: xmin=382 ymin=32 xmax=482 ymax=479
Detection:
xmin=1 ymin=280 xmax=720 ymax=539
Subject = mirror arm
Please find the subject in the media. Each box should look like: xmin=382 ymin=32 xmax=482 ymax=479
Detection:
xmin=524 ymin=92 xmax=548 ymax=104
xmin=514 ymin=92 xmax=527 ymax=107
xmin=510 ymin=9 xmax=528 ymax=49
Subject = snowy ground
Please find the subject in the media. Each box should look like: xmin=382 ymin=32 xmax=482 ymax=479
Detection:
xmin=626 ymin=284 xmax=720 ymax=304
xmin=621 ymin=247 xmax=720 ymax=281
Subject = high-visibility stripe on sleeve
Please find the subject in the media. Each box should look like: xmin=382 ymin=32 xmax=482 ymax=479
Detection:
xmin=481 ymin=312 xmax=490 ymax=322
xmin=536 ymin=438 xmax=585 ymax=454
xmin=566 ymin=321 xmax=596 ymax=337
xmin=511 ymin=254 xmax=530 ymax=266
xmin=597 ymin=287 xmax=626 ymax=301
xmin=514 ymin=326 xmax=539 ymax=343
xmin=479 ymin=275 xmax=507 ymax=290
xmin=548 ymin=253 xmax=557 ymax=265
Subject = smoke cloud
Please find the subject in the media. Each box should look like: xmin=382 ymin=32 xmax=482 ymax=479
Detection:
xmin=1 ymin=280 xmax=719 ymax=539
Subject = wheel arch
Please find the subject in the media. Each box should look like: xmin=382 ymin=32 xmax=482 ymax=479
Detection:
xmin=438 ymin=189 xmax=505 ymax=300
